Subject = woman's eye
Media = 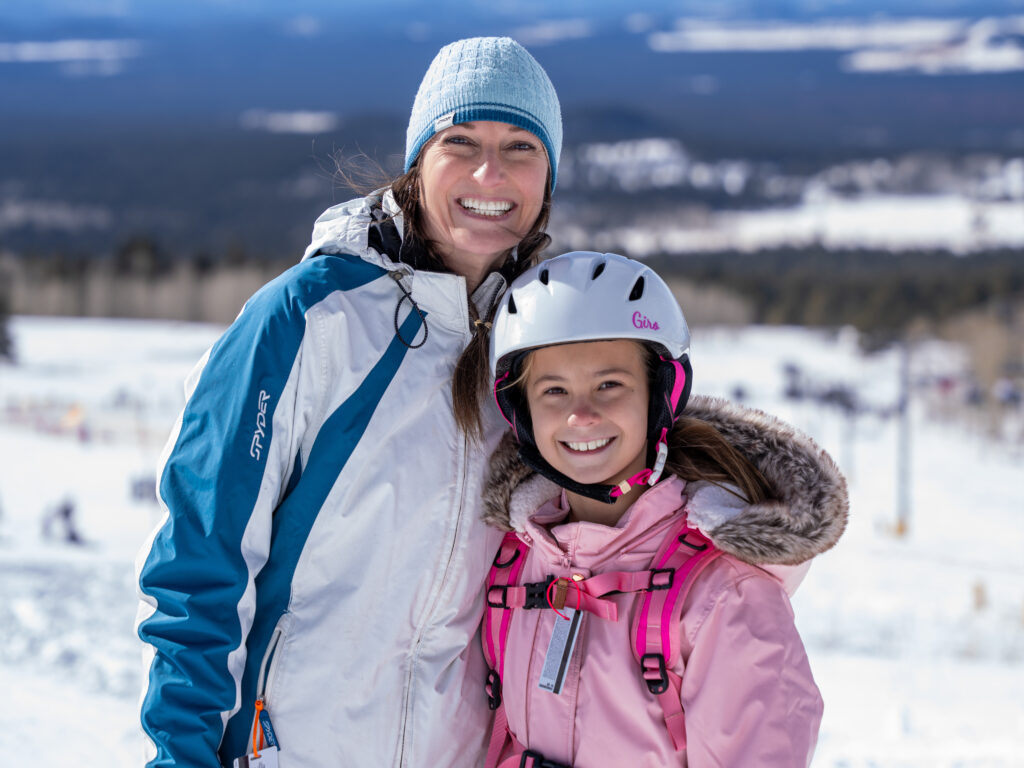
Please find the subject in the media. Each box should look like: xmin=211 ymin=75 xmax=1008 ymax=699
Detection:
xmin=444 ymin=135 xmax=473 ymax=147
xmin=509 ymin=141 xmax=538 ymax=152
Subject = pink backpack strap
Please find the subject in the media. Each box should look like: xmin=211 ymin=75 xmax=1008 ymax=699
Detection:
xmin=632 ymin=519 xmax=722 ymax=752
xmin=483 ymin=532 xmax=531 ymax=768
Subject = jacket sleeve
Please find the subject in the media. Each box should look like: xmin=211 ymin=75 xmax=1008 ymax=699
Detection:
xmin=134 ymin=275 xmax=320 ymax=768
xmin=680 ymin=564 xmax=823 ymax=768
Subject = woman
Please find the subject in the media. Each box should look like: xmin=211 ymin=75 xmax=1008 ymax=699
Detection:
xmin=135 ymin=36 xmax=562 ymax=768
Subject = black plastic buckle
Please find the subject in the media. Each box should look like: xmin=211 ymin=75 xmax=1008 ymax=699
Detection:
xmin=522 ymin=576 xmax=555 ymax=609
xmin=679 ymin=532 xmax=708 ymax=551
xmin=520 ymin=749 xmax=571 ymax=768
xmin=648 ymin=568 xmax=674 ymax=591
xmin=641 ymin=652 xmax=670 ymax=694
xmin=493 ymin=546 xmax=521 ymax=569
xmin=486 ymin=585 xmax=509 ymax=609
xmin=485 ymin=669 xmax=502 ymax=710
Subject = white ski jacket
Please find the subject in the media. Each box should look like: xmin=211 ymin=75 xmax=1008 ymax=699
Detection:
xmin=136 ymin=190 xmax=508 ymax=767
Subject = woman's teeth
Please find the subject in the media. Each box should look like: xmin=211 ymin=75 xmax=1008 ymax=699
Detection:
xmin=459 ymin=198 xmax=512 ymax=216
xmin=565 ymin=438 xmax=611 ymax=452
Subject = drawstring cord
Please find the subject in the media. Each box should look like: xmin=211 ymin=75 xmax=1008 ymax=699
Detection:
xmin=390 ymin=271 xmax=429 ymax=349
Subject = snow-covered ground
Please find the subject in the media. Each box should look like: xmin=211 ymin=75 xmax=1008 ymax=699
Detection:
xmin=1 ymin=316 xmax=1022 ymax=766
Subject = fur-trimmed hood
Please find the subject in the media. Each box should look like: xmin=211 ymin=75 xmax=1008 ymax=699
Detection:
xmin=481 ymin=394 xmax=849 ymax=566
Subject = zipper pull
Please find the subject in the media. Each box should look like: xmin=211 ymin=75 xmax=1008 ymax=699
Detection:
xmin=252 ymin=699 xmax=266 ymax=758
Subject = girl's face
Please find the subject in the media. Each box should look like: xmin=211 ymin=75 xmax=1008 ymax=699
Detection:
xmin=525 ymin=340 xmax=649 ymax=488
xmin=417 ymin=121 xmax=549 ymax=292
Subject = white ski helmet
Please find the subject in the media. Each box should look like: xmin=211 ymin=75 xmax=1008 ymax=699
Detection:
xmin=490 ymin=251 xmax=692 ymax=503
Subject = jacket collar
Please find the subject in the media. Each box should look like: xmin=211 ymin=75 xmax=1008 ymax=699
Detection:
xmin=522 ymin=477 xmax=689 ymax=565
xmin=481 ymin=395 xmax=849 ymax=566
xmin=301 ymin=188 xmax=507 ymax=331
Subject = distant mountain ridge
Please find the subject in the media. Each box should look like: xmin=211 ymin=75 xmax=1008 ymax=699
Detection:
xmin=2 ymin=2 xmax=1024 ymax=255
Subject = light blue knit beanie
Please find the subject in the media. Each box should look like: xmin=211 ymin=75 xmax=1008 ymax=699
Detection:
xmin=405 ymin=36 xmax=563 ymax=190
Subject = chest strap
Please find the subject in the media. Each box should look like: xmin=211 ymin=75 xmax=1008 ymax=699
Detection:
xmin=482 ymin=520 xmax=722 ymax=764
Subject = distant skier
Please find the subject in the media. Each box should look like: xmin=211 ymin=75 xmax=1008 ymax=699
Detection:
xmin=41 ymin=495 xmax=84 ymax=545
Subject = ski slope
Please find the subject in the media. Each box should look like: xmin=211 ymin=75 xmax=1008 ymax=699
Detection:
xmin=1 ymin=316 xmax=1022 ymax=767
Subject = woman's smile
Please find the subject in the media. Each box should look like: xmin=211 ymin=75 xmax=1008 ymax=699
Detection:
xmin=457 ymin=197 xmax=515 ymax=217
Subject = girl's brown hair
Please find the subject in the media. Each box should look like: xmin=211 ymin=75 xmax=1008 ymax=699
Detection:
xmin=663 ymin=417 xmax=770 ymax=505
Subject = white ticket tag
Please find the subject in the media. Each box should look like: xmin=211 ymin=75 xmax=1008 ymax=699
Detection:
xmin=538 ymin=608 xmax=582 ymax=695
xmin=233 ymin=746 xmax=279 ymax=768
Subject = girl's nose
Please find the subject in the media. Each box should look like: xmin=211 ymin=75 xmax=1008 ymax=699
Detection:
xmin=567 ymin=401 xmax=600 ymax=427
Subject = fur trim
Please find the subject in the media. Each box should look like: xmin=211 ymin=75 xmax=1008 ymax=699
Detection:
xmin=480 ymin=395 xmax=849 ymax=565
xmin=481 ymin=431 xmax=548 ymax=531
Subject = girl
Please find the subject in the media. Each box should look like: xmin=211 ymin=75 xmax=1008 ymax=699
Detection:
xmin=481 ymin=251 xmax=848 ymax=767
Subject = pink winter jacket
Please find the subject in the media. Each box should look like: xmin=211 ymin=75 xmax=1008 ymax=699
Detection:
xmin=480 ymin=395 xmax=850 ymax=768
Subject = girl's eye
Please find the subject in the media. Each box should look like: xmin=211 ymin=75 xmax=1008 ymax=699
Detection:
xmin=542 ymin=386 xmax=566 ymax=396
xmin=598 ymin=381 xmax=622 ymax=391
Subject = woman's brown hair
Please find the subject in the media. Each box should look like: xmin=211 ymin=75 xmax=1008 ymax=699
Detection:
xmin=335 ymin=150 xmax=553 ymax=441
xmin=390 ymin=164 xmax=552 ymax=441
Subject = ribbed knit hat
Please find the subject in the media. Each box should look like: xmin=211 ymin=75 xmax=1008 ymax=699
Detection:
xmin=405 ymin=36 xmax=562 ymax=190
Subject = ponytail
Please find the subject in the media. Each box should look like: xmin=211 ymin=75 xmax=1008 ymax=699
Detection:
xmin=390 ymin=165 xmax=553 ymax=440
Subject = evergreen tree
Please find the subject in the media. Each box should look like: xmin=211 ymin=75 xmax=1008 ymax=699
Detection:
xmin=0 ymin=292 xmax=12 ymax=361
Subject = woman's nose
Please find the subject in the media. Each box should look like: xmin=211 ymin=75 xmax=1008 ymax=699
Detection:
xmin=473 ymin=150 xmax=506 ymax=186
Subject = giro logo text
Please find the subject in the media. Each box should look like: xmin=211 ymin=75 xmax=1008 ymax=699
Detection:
xmin=250 ymin=390 xmax=270 ymax=461
xmin=632 ymin=311 xmax=660 ymax=331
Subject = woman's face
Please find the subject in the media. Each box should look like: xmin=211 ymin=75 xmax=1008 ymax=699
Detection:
xmin=417 ymin=121 xmax=549 ymax=290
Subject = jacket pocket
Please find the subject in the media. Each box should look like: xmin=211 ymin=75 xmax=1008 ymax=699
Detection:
xmin=256 ymin=615 xmax=290 ymax=704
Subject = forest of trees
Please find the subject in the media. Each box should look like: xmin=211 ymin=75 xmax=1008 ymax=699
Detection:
xmin=648 ymin=246 xmax=1024 ymax=349
xmin=5 ymin=239 xmax=1023 ymax=338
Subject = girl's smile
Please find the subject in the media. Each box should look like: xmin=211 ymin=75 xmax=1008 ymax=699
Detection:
xmin=563 ymin=437 xmax=614 ymax=453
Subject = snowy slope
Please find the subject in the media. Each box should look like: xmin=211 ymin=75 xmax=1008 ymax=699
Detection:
xmin=1 ymin=316 xmax=1022 ymax=767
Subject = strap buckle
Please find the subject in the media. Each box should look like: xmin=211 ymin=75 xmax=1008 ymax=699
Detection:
xmin=647 ymin=568 xmax=674 ymax=591
xmin=485 ymin=669 xmax=502 ymax=711
xmin=678 ymin=531 xmax=709 ymax=551
xmin=520 ymin=749 xmax=571 ymax=768
xmin=641 ymin=653 xmax=669 ymax=694
xmin=523 ymin=576 xmax=555 ymax=609
xmin=486 ymin=584 xmax=509 ymax=609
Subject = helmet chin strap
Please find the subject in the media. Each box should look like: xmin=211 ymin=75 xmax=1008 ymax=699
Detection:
xmin=518 ymin=430 xmax=670 ymax=506
xmin=610 ymin=429 xmax=670 ymax=498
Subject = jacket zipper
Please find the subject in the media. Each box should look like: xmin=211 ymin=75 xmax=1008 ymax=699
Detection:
xmin=249 ymin=622 xmax=285 ymax=744
xmin=396 ymin=431 xmax=472 ymax=766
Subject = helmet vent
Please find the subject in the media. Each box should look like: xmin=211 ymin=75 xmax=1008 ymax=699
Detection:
xmin=539 ymin=268 xmax=550 ymax=285
xmin=507 ymin=293 xmax=518 ymax=314
xmin=628 ymin=276 xmax=645 ymax=301
xmin=592 ymin=261 xmax=606 ymax=280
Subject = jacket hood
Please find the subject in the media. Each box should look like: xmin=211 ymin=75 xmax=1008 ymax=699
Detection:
xmin=481 ymin=394 xmax=848 ymax=566
xmin=302 ymin=187 xmax=407 ymax=270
